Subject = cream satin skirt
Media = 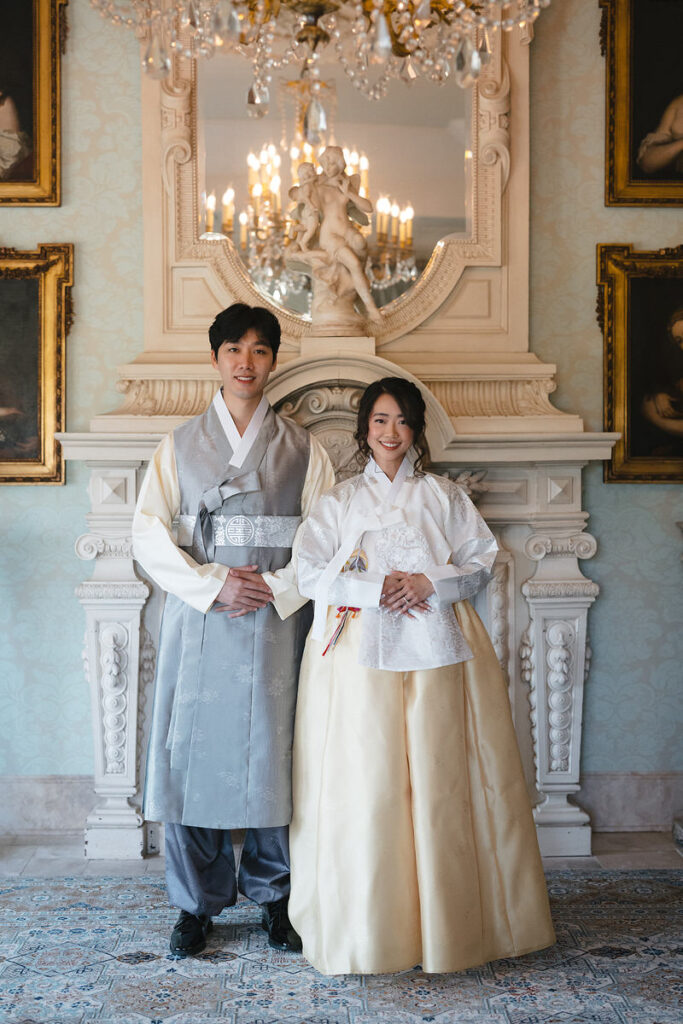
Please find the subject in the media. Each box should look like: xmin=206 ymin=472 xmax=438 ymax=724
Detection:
xmin=288 ymin=601 xmax=556 ymax=976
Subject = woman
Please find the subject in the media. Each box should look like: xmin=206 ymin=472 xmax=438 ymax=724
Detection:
xmin=288 ymin=377 xmax=555 ymax=975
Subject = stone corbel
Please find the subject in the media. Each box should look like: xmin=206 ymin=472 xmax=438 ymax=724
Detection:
xmin=521 ymin=519 xmax=599 ymax=856
xmin=74 ymin=463 xmax=155 ymax=858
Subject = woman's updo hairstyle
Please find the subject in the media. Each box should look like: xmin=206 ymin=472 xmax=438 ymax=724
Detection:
xmin=354 ymin=377 xmax=428 ymax=473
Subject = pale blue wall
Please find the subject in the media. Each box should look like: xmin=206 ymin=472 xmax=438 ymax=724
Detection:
xmin=0 ymin=4 xmax=143 ymax=773
xmin=0 ymin=1 xmax=680 ymax=778
xmin=530 ymin=2 xmax=683 ymax=773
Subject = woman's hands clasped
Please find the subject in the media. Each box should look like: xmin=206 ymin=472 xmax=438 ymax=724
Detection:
xmin=380 ymin=571 xmax=435 ymax=617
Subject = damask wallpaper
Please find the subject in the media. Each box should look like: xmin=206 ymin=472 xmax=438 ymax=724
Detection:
xmin=530 ymin=2 xmax=683 ymax=772
xmin=0 ymin=1 xmax=680 ymax=781
xmin=0 ymin=3 xmax=143 ymax=773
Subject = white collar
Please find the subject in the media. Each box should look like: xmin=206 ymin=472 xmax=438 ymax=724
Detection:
xmin=212 ymin=391 xmax=270 ymax=468
xmin=364 ymin=454 xmax=415 ymax=484
xmin=364 ymin=455 xmax=413 ymax=507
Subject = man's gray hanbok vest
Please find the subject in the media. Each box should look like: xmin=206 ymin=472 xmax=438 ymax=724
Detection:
xmin=142 ymin=403 xmax=311 ymax=829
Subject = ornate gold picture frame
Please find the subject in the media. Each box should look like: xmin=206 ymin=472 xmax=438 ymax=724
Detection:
xmin=0 ymin=244 xmax=73 ymax=484
xmin=598 ymin=244 xmax=683 ymax=482
xmin=0 ymin=0 xmax=68 ymax=206
xmin=601 ymin=0 xmax=683 ymax=206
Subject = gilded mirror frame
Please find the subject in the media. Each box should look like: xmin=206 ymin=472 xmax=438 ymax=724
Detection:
xmin=159 ymin=33 xmax=513 ymax=346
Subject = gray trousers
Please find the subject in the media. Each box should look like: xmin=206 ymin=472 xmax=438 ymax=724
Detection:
xmin=165 ymin=823 xmax=291 ymax=919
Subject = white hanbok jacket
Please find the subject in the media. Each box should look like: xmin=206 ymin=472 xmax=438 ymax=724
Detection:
xmin=296 ymin=457 xmax=498 ymax=671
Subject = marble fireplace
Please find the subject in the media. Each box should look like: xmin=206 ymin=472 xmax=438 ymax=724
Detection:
xmin=57 ymin=29 xmax=617 ymax=860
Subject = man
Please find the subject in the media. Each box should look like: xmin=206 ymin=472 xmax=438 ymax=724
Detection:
xmin=133 ymin=303 xmax=335 ymax=957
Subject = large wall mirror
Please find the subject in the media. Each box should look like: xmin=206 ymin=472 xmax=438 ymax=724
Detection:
xmin=197 ymin=55 xmax=471 ymax=318
xmin=158 ymin=34 xmax=510 ymax=345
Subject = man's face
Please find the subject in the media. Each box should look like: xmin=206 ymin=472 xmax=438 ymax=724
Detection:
xmin=211 ymin=327 xmax=277 ymax=402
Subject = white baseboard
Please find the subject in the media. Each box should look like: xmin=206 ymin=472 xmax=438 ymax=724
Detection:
xmin=0 ymin=775 xmax=95 ymax=842
xmin=1 ymin=772 xmax=681 ymax=841
xmin=579 ymin=772 xmax=683 ymax=832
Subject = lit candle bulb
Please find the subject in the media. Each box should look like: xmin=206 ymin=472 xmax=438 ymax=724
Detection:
xmin=399 ymin=207 xmax=408 ymax=248
xmin=247 ymin=152 xmax=259 ymax=189
xmin=376 ymin=196 xmax=390 ymax=242
xmin=404 ymin=204 xmax=414 ymax=246
xmin=239 ymin=210 xmax=248 ymax=249
xmin=252 ymin=182 xmax=262 ymax=217
xmin=360 ymin=153 xmax=369 ymax=195
xmin=271 ymin=173 xmax=281 ymax=213
xmin=206 ymin=191 xmax=216 ymax=233
xmin=390 ymin=201 xmax=400 ymax=244
xmin=221 ymin=186 xmax=235 ymax=235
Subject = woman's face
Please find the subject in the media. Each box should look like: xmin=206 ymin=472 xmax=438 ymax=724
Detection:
xmin=366 ymin=393 xmax=414 ymax=472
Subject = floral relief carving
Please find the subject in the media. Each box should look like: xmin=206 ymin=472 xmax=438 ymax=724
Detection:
xmin=545 ymin=620 xmax=575 ymax=773
xmin=99 ymin=623 xmax=129 ymax=776
xmin=520 ymin=627 xmax=538 ymax=774
xmin=441 ymin=469 xmax=488 ymax=501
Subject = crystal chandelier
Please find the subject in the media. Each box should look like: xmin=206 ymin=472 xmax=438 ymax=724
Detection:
xmin=198 ymin=141 xmax=418 ymax=313
xmin=92 ymin=1 xmax=551 ymax=104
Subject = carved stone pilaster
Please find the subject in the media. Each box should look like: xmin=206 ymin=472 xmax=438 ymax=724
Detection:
xmin=521 ymin=519 xmax=598 ymax=856
xmin=75 ymin=462 xmax=153 ymax=859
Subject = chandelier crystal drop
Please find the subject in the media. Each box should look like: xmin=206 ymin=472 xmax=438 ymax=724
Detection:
xmin=91 ymin=1 xmax=551 ymax=103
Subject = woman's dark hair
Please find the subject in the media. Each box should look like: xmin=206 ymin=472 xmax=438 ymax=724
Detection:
xmin=208 ymin=303 xmax=281 ymax=358
xmin=354 ymin=377 xmax=428 ymax=473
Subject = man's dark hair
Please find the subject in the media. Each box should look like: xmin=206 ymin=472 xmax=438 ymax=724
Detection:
xmin=208 ymin=303 xmax=281 ymax=358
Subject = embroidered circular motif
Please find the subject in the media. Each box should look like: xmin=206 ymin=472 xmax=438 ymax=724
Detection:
xmin=226 ymin=515 xmax=255 ymax=546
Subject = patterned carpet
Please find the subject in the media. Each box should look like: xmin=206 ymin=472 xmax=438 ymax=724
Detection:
xmin=0 ymin=872 xmax=680 ymax=1024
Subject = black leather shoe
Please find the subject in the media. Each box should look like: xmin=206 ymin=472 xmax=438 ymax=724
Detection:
xmin=261 ymin=896 xmax=302 ymax=952
xmin=169 ymin=910 xmax=213 ymax=957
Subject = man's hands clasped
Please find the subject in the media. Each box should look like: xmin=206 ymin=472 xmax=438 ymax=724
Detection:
xmin=214 ymin=565 xmax=274 ymax=618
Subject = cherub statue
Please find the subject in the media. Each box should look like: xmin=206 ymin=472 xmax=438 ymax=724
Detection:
xmin=287 ymin=146 xmax=382 ymax=332
xmin=288 ymin=161 xmax=320 ymax=252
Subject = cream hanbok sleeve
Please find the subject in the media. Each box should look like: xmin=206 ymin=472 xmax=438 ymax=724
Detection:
xmin=422 ymin=476 xmax=498 ymax=604
xmin=296 ymin=480 xmax=386 ymax=610
xmin=262 ymin=433 xmax=337 ymax=619
xmin=133 ymin=430 xmax=336 ymax=619
xmin=132 ymin=432 xmax=229 ymax=613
